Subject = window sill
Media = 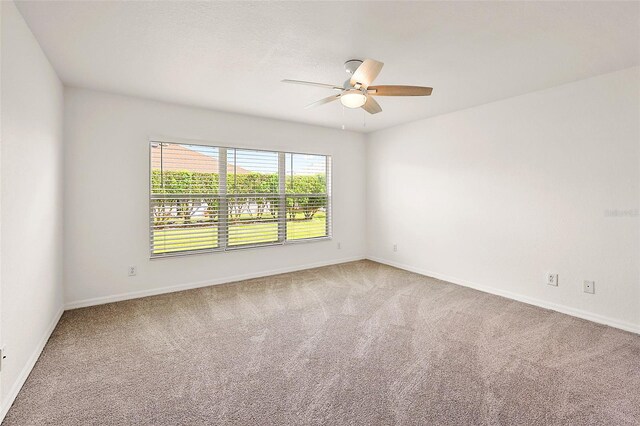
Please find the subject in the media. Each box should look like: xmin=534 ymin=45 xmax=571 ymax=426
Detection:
xmin=149 ymin=236 xmax=332 ymax=260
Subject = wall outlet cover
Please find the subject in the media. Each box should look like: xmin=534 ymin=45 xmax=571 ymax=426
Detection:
xmin=547 ymin=273 xmax=558 ymax=286
xmin=583 ymin=280 xmax=595 ymax=294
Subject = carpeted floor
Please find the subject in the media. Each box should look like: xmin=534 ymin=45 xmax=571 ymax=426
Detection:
xmin=4 ymin=260 xmax=640 ymax=425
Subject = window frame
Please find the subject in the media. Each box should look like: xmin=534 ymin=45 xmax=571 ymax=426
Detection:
xmin=148 ymin=139 xmax=332 ymax=259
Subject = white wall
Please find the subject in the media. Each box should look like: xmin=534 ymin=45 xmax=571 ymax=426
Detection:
xmin=0 ymin=0 xmax=64 ymax=415
xmin=63 ymin=88 xmax=366 ymax=307
xmin=366 ymin=67 xmax=640 ymax=332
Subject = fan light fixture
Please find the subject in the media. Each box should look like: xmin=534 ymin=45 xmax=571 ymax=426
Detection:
xmin=340 ymin=91 xmax=367 ymax=108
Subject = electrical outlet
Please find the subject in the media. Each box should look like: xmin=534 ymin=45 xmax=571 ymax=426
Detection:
xmin=583 ymin=280 xmax=595 ymax=294
xmin=337 ymin=242 xmax=341 ymax=250
xmin=393 ymin=244 xmax=398 ymax=252
xmin=0 ymin=346 xmax=6 ymax=372
xmin=128 ymin=266 xmax=137 ymax=276
xmin=546 ymin=273 xmax=558 ymax=286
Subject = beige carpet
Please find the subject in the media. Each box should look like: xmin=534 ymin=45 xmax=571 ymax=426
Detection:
xmin=3 ymin=260 xmax=640 ymax=425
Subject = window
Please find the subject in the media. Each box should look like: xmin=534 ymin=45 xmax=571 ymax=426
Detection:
xmin=150 ymin=141 xmax=331 ymax=257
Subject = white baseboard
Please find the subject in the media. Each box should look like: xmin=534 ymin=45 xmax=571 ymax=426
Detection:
xmin=367 ymin=256 xmax=640 ymax=335
xmin=0 ymin=306 xmax=64 ymax=423
xmin=65 ymin=256 xmax=366 ymax=310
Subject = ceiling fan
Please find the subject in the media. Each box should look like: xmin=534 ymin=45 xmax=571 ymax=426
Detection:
xmin=282 ymin=59 xmax=433 ymax=114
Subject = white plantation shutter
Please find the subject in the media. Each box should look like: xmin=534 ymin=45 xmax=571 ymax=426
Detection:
xmin=286 ymin=153 xmax=331 ymax=241
xmin=226 ymin=148 xmax=281 ymax=247
xmin=150 ymin=141 xmax=331 ymax=257
xmin=150 ymin=143 xmax=222 ymax=255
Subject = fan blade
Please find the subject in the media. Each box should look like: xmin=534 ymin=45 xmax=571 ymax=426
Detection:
xmin=362 ymin=96 xmax=382 ymax=114
xmin=282 ymin=79 xmax=342 ymax=90
xmin=350 ymin=59 xmax=384 ymax=88
xmin=368 ymin=85 xmax=433 ymax=96
xmin=305 ymin=94 xmax=341 ymax=109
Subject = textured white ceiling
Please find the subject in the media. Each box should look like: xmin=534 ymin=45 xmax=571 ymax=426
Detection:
xmin=16 ymin=1 xmax=640 ymax=132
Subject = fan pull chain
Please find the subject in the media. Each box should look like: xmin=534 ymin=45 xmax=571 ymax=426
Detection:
xmin=363 ymin=108 xmax=366 ymax=128
xmin=341 ymin=104 xmax=346 ymax=130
